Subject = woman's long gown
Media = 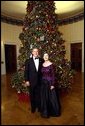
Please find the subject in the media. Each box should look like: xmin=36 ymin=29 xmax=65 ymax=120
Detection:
xmin=41 ymin=64 xmax=61 ymax=117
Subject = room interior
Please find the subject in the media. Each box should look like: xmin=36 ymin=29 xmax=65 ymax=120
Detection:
xmin=1 ymin=1 xmax=84 ymax=125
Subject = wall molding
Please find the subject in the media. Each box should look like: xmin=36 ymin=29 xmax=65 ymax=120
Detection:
xmin=1 ymin=12 xmax=84 ymax=26
xmin=58 ymin=13 xmax=84 ymax=25
xmin=1 ymin=15 xmax=23 ymax=26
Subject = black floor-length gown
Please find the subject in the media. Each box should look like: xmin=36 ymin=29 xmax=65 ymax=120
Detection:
xmin=41 ymin=64 xmax=61 ymax=118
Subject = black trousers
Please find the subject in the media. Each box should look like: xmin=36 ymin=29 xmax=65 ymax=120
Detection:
xmin=29 ymin=85 xmax=41 ymax=112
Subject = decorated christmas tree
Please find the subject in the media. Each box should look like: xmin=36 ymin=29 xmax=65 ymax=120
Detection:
xmin=11 ymin=1 xmax=74 ymax=94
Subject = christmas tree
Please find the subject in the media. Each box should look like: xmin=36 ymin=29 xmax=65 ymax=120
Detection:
xmin=11 ymin=1 xmax=74 ymax=94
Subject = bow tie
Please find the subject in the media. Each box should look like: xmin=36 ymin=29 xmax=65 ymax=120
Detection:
xmin=35 ymin=57 xmax=39 ymax=60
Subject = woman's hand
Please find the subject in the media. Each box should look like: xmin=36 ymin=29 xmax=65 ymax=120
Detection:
xmin=50 ymin=86 xmax=54 ymax=90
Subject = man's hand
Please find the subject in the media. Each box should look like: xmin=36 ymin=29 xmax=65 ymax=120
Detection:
xmin=50 ymin=86 xmax=54 ymax=90
xmin=25 ymin=81 xmax=30 ymax=86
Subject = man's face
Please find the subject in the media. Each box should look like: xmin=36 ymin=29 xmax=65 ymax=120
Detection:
xmin=32 ymin=48 xmax=39 ymax=57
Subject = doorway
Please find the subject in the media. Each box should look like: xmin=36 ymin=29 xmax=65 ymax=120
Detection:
xmin=71 ymin=43 xmax=82 ymax=72
xmin=5 ymin=44 xmax=17 ymax=73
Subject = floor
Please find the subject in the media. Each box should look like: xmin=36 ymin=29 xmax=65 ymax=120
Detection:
xmin=1 ymin=72 xmax=84 ymax=125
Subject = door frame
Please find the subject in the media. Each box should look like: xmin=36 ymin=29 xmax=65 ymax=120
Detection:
xmin=70 ymin=42 xmax=82 ymax=72
xmin=5 ymin=44 xmax=17 ymax=73
xmin=3 ymin=42 xmax=19 ymax=74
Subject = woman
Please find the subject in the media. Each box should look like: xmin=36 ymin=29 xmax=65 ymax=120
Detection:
xmin=40 ymin=53 xmax=61 ymax=118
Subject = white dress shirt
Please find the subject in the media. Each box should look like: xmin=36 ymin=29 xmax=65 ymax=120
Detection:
xmin=33 ymin=56 xmax=39 ymax=71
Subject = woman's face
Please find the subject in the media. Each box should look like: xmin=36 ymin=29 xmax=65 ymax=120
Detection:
xmin=43 ymin=53 xmax=49 ymax=61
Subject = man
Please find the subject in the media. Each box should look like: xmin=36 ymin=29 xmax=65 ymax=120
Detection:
xmin=24 ymin=48 xmax=44 ymax=113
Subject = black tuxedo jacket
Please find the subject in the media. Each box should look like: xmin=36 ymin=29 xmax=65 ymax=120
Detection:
xmin=24 ymin=57 xmax=44 ymax=88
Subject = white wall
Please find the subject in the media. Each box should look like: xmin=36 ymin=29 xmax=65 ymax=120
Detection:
xmin=1 ymin=22 xmax=22 ymax=75
xmin=59 ymin=20 xmax=84 ymax=72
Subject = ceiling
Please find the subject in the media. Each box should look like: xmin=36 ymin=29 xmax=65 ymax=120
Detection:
xmin=1 ymin=1 xmax=84 ymax=20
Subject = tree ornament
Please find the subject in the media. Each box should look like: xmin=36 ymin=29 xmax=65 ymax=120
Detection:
xmin=37 ymin=38 xmax=40 ymax=42
xmin=47 ymin=20 xmax=49 ymax=23
xmin=17 ymin=90 xmax=21 ymax=94
xmin=39 ymin=28 xmax=41 ymax=30
xmin=40 ymin=35 xmax=44 ymax=41
xmin=20 ymin=44 xmax=23 ymax=47
xmin=39 ymin=46 xmax=42 ymax=49
xmin=30 ymin=44 xmax=33 ymax=49
xmin=34 ymin=36 xmax=37 ymax=39
xmin=12 ymin=85 xmax=15 ymax=88
xmin=54 ymin=43 xmax=56 ymax=46
xmin=25 ymin=27 xmax=28 ymax=30
xmin=19 ymin=32 xmax=24 ymax=40
xmin=36 ymin=15 xmax=39 ymax=18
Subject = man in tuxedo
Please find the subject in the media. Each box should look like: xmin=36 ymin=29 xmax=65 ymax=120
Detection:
xmin=24 ymin=48 xmax=44 ymax=113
